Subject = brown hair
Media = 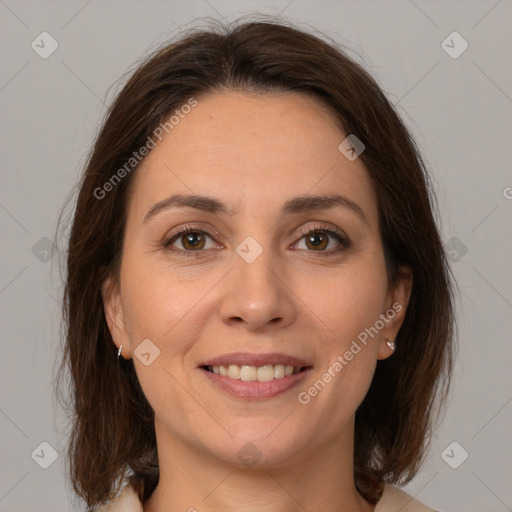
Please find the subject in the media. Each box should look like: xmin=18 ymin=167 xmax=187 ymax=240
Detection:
xmin=56 ymin=16 xmax=457 ymax=508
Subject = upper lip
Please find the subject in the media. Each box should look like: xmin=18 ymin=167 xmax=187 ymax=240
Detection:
xmin=201 ymin=352 xmax=312 ymax=368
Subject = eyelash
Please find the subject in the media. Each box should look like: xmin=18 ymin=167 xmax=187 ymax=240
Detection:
xmin=161 ymin=224 xmax=351 ymax=259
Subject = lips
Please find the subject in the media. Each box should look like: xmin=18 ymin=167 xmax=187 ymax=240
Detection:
xmin=199 ymin=352 xmax=313 ymax=399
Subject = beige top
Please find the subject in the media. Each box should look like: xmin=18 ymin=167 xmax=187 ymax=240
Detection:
xmin=98 ymin=483 xmax=437 ymax=511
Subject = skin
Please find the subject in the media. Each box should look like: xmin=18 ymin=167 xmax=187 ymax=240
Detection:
xmin=102 ymin=91 xmax=413 ymax=512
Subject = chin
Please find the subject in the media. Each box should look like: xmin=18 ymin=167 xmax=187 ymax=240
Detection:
xmin=199 ymin=425 xmax=308 ymax=470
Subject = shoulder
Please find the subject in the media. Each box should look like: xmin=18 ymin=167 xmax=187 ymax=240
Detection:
xmin=96 ymin=484 xmax=143 ymax=512
xmin=375 ymin=484 xmax=438 ymax=512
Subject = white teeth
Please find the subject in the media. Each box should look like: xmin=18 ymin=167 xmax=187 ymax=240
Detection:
xmin=210 ymin=364 xmax=302 ymax=381
xmin=227 ymin=364 xmax=240 ymax=379
xmin=256 ymin=365 xmax=275 ymax=382
xmin=274 ymin=364 xmax=285 ymax=378
xmin=240 ymin=365 xmax=257 ymax=381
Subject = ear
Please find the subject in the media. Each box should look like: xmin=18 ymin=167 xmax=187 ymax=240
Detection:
xmin=377 ymin=265 xmax=413 ymax=360
xmin=101 ymin=274 xmax=132 ymax=359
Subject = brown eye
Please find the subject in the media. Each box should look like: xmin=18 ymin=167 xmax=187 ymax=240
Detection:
xmin=304 ymin=231 xmax=329 ymax=250
xmin=164 ymin=228 xmax=216 ymax=252
xmin=294 ymin=226 xmax=351 ymax=255
xmin=180 ymin=232 xmax=206 ymax=250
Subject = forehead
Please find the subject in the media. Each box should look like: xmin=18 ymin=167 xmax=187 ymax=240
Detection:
xmin=128 ymin=91 xmax=378 ymax=225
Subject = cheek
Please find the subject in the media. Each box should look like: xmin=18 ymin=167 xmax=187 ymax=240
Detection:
xmin=291 ymin=258 xmax=387 ymax=414
xmin=119 ymin=255 xmax=209 ymax=342
xmin=297 ymin=261 xmax=388 ymax=347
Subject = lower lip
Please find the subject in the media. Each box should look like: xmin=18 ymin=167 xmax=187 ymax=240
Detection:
xmin=201 ymin=368 xmax=312 ymax=399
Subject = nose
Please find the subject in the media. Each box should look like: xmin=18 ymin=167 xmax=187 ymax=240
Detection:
xmin=219 ymin=248 xmax=297 ymax=332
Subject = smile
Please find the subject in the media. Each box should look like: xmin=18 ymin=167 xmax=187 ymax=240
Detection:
xmin=204 ymin=364 xmax=305 ymax=381
xmin=200 ymin=353 xmax=313 ymax=399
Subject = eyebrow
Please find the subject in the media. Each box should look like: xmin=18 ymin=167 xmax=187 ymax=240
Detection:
xmin=144 ymin=193 xmax=369 ymax=225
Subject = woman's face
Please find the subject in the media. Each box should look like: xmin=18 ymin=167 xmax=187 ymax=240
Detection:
xmin=103 ymin=91 xmax=412 ymax=468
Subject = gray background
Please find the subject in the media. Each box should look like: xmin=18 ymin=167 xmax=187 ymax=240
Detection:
xmin=1 ymin=1 xmax=511 ymax=511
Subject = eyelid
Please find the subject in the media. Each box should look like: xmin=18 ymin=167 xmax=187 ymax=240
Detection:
xmin=298 ymin=223 xmax=343 ymax=238
xmin=164 ymin=223 xmax=220 ymax=243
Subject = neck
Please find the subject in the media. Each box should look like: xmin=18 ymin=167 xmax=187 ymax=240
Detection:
xmin=144 ymin=418 xmax=374 ymax=512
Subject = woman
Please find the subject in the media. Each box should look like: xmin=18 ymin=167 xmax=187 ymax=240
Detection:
xmin=58 ymin=17 xmax=456 ymax=512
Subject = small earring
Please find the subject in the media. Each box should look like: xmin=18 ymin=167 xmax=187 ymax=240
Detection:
xmin=386 ymin=339 xmax=396 ymax=351
xmin=117 ymin=345 xmax=123 ymax=359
